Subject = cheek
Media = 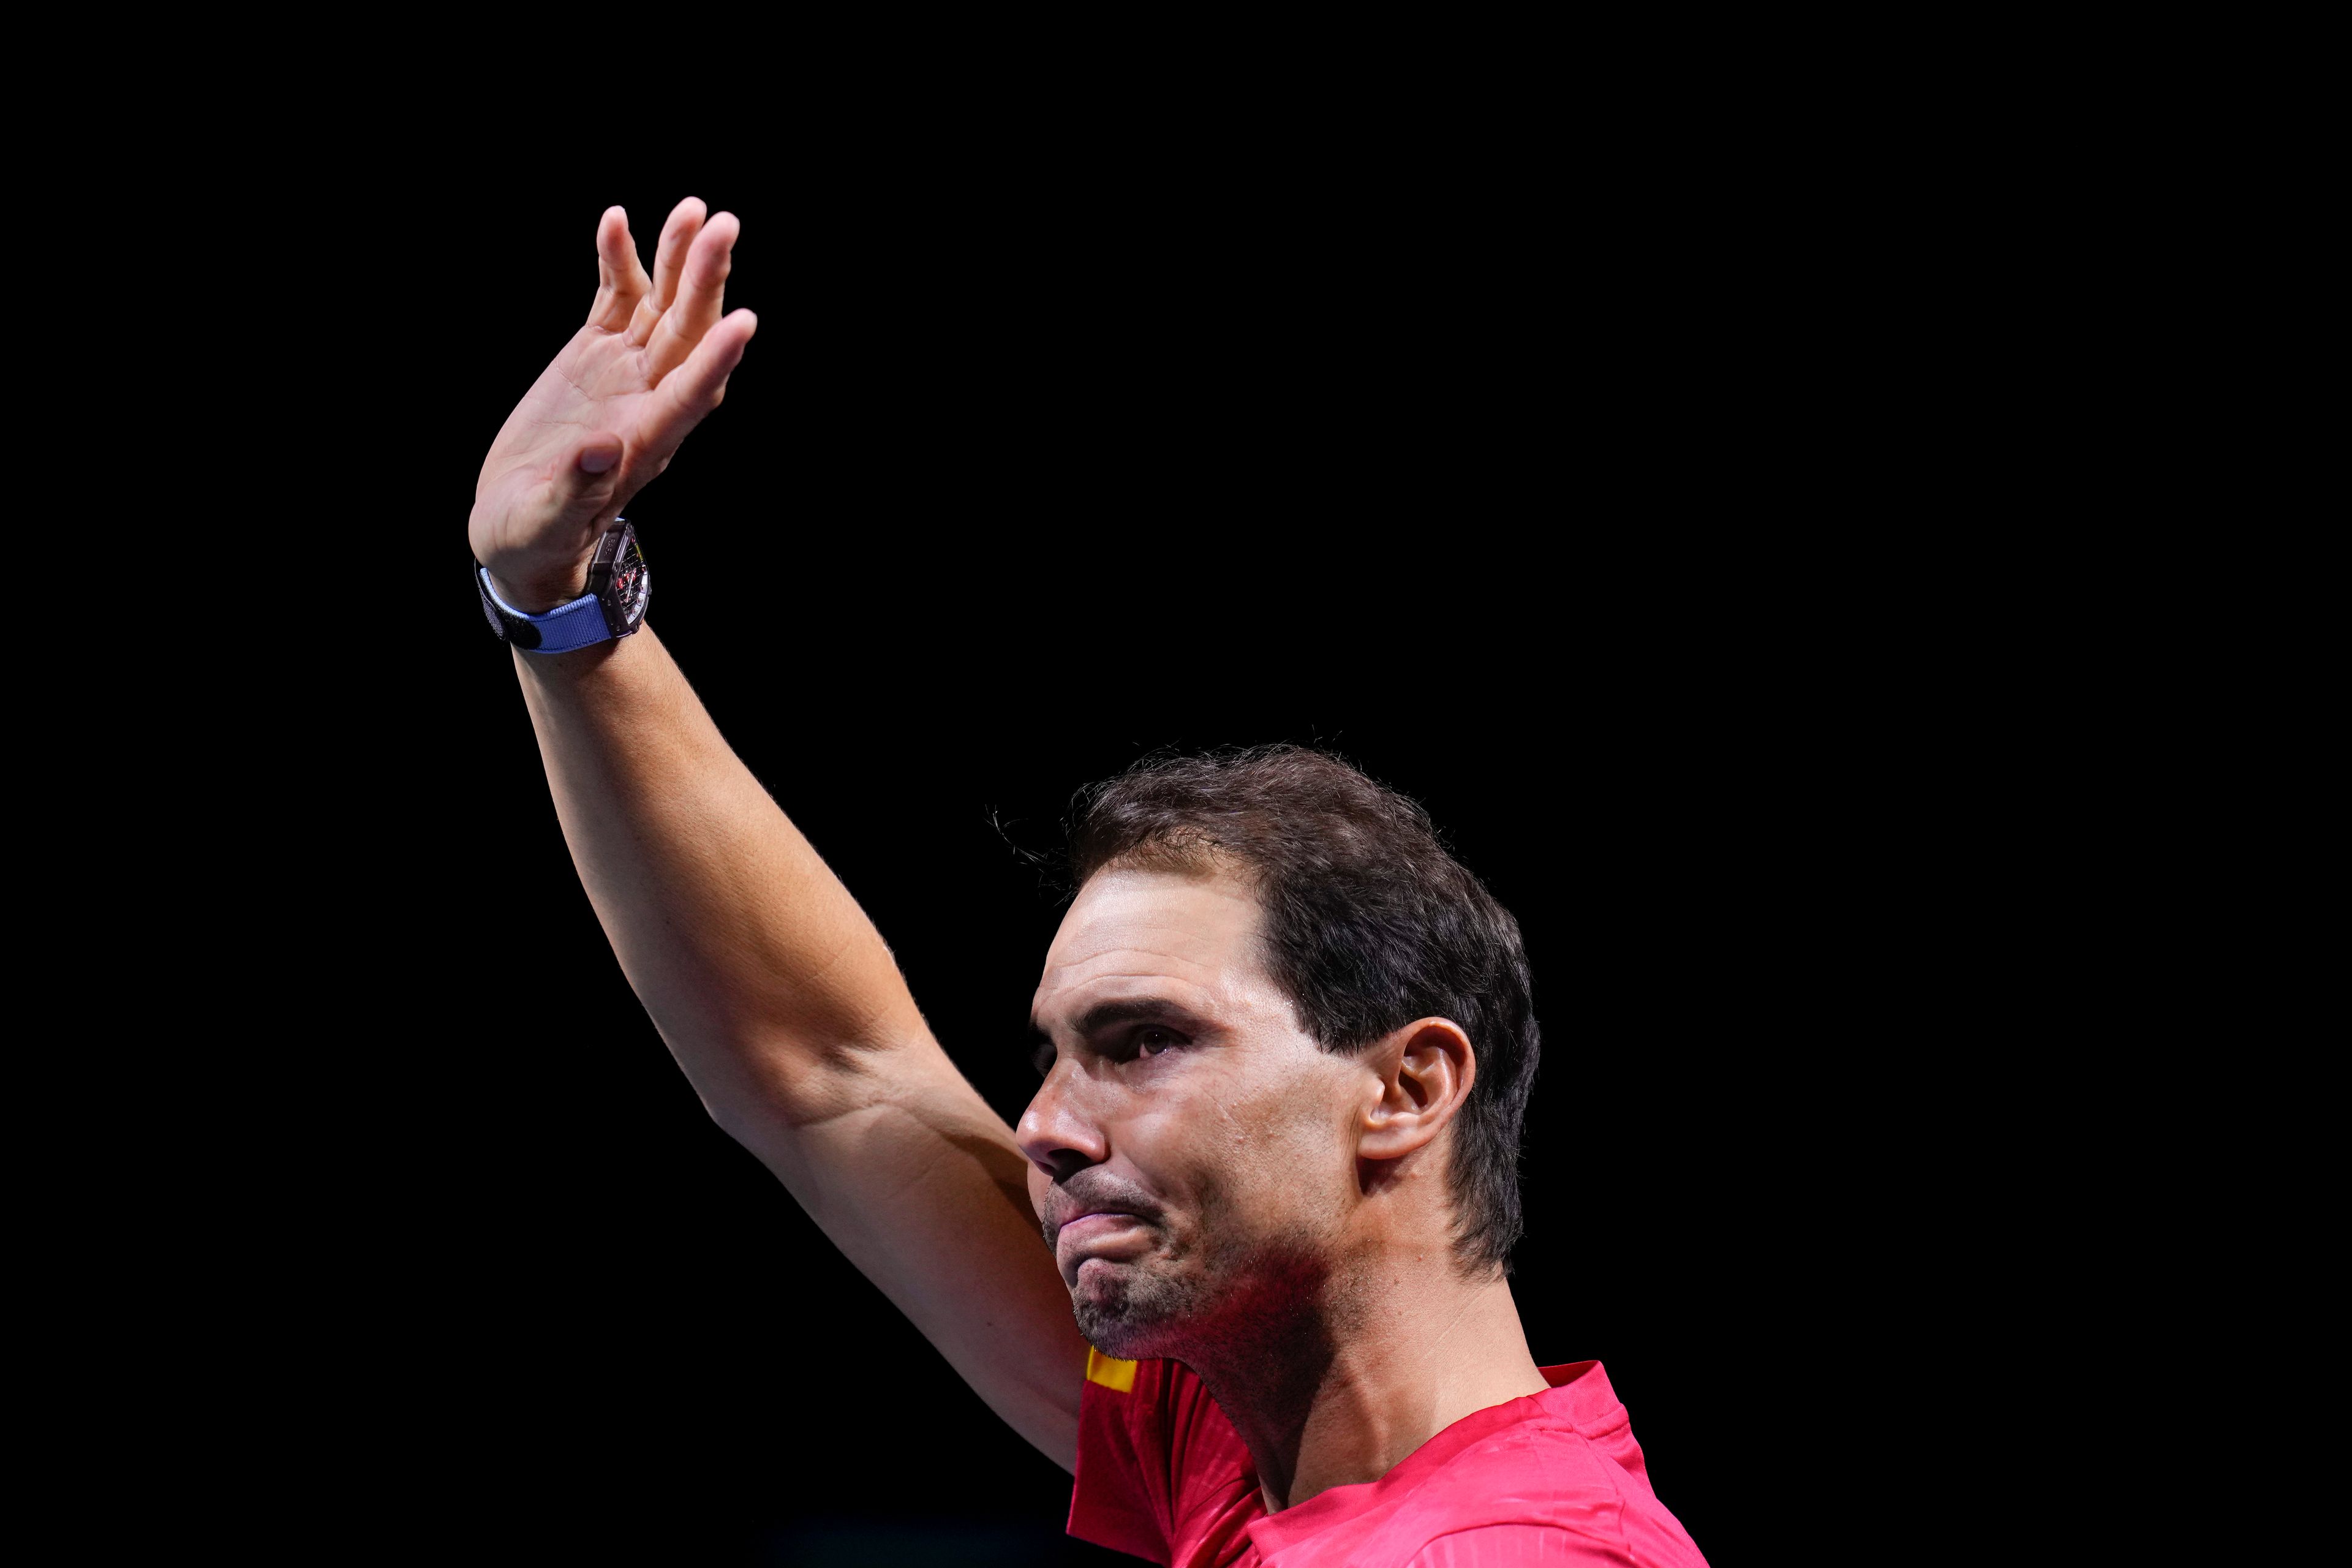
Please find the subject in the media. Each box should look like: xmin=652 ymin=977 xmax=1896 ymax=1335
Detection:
xmin=1117 ymin=1098 xmax=1202 ymax=1191
xmin=1120 ymin=1066 xmax=1352 ymax=1222
xmin=1207 ymin=1081 xmax=1357 ymax=1216
xmin=1274 ymin=1110 xmax=1357 ymax=1204
xmin=1101 ymin=1093 xmax=1243 ymax=1233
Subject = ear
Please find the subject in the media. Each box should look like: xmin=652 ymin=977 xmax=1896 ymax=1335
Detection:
xmin=1357 ymin=1017 xmax=1477 ymax=1164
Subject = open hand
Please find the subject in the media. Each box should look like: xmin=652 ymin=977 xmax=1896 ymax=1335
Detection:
xmin=470 ymin=198 xmax=756 ymax=611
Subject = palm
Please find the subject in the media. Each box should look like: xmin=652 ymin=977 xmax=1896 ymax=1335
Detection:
xmin=470 ymin=200 xmax=756 ymax=609
xmin=474 ymin=331 xmax=676 ymax=556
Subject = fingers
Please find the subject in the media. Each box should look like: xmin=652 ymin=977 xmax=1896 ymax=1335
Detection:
xmin=645 ymin=211 xmax=740 ymax=382
xmin=649 ymin=197 xmax=707 ymax=313
xmin=640 ymin=308 xmax=758 ymax=461
xmin=587 ymin=207 xmax=650 ymax=333
xmin=628 ymin=197 xmax=707 ymax=347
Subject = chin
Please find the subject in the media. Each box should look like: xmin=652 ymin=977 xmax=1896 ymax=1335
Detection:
xmin=1071 ymin=1261 xmax=1197 ymax=1362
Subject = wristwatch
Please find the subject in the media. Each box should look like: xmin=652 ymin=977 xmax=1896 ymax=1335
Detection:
xmin=476 ymin=521 xmax=649 ymax=653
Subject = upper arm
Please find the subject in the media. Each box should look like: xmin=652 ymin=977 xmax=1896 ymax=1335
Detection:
xmin=719 ymin=1030 xmax=1090 ymax=1471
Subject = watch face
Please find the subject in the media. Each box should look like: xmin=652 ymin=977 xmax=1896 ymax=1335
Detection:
xmin=593 ymin=523 xmax=650 ymax=633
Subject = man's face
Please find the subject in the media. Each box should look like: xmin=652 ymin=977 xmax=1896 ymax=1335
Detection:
xmin=1019 ymin=867 xmax=1366 ymax=1360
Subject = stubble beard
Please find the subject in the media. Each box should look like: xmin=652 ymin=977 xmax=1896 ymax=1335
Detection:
xmin=1071 ymin=1204 xmax=1340 ymax=1372
xmin=1071 ymin=1246 xmax=1206 ymax=1360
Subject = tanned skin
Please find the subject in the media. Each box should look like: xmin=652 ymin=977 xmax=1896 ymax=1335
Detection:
xmin=475 ymin=195 xmax=1547 ymax=1507
xmin=1025 ymin=869 xmax=1549 ymax=1506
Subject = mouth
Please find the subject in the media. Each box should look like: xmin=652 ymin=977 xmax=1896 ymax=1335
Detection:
xmin=1058 ymin=1208 xmax=1147 ymax=1238
xmin=1054 ymin=1210 xmax=1155 ymax=1275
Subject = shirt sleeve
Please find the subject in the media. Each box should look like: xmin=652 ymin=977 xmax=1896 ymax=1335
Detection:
xmin=1406 ymin=1525 xmax=1637 ymax=1567
xmin=1067 ymin=1350 xmax=1259 ymax=1566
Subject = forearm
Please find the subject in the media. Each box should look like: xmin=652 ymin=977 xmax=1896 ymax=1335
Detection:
xmin=468 ymin=200 xmax=1086 ymax=1464
xmin=512 ymin=622 xmax=929 ymax=1133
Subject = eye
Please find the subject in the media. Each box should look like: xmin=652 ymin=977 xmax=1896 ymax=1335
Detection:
xmin=1133 ymin=1025 xmax=1186 ymax=1058
xmin=1030 ymin=1040 xmax=1057 ymax=1079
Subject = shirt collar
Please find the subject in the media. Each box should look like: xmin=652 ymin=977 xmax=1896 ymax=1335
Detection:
xmin=1242 ymin=1361 xmax=1619 ymax=1558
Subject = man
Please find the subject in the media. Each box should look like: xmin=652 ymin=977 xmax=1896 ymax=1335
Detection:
xmin=469 ymin=194 xmax=1709 ymax=1567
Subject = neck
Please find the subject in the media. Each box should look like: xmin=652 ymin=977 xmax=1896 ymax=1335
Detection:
xmin=1180 ymin=1257 xmax=1549 ymax=1513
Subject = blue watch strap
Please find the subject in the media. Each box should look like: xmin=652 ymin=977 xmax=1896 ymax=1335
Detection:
xmin=478 ymin=567 xmax=615 ymax=654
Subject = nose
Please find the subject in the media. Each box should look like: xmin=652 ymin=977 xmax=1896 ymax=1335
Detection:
xmin=1016 ymin=1057 xmax=1109 ymax=1182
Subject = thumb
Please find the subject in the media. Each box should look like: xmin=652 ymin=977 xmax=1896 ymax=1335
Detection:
xmin=546 ymin=434 xmax=625 ymax=519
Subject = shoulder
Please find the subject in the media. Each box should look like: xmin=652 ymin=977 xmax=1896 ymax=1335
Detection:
xmin=1427 ymin=1417 xmax=1645 ymax=1518
xmin=1384 ymin=1420 xmax=1708 ymax=1567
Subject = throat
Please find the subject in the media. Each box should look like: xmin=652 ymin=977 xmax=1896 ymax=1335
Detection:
xmin=1183 ymin=1269 xmax=1548 ymax=1513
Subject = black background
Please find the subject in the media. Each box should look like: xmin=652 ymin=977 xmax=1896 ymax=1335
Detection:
xmin=302 ymin=153 xmax=1926 ymax=1564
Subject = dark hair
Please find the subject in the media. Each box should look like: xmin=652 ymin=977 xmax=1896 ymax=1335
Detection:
xmin=1068 ymin=745 xmax=1539 ymax=1275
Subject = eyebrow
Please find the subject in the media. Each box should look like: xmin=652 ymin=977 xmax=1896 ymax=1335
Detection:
xmin=1030 ymin=998 xmax=1210 ymax=1077
xmin=1028 ymin=997 xmax=1214 ymax=1047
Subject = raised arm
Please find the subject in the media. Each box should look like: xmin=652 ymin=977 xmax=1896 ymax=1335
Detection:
xmin=471 ymin=199 xmax=1088 ymax=1468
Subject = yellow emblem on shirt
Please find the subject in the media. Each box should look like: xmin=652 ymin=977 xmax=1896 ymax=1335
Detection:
xmin=1085 ymin=1348 xmax=1138 ymax=1393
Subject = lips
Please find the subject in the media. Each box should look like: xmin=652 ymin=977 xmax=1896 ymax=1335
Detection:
xmin=1041 ymin=1180 xmax=1163 ymax=1276
xmin=1058 ymin=1210 xmax=1148 ymax=1240
xmin=1047 ymin=1196 xmax=1159 ymax=1282
xmin=1042 ymin=1185 xmax=1161 ymax=1242
xmin=1054 ymin=1210 xmax=1155 ymax=1281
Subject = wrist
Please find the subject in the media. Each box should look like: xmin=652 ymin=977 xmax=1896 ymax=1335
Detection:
xmin=510 ymin=625 xmax=631 ymax=676
xmin=485 ymin=565 xmax=589 ymax=616
xmin=475 ymin=520 xmax=649 ymax=657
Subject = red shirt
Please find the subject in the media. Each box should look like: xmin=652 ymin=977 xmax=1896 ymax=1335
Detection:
xmin=1068 ymin=1351 xmax=1709 ymax=1567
